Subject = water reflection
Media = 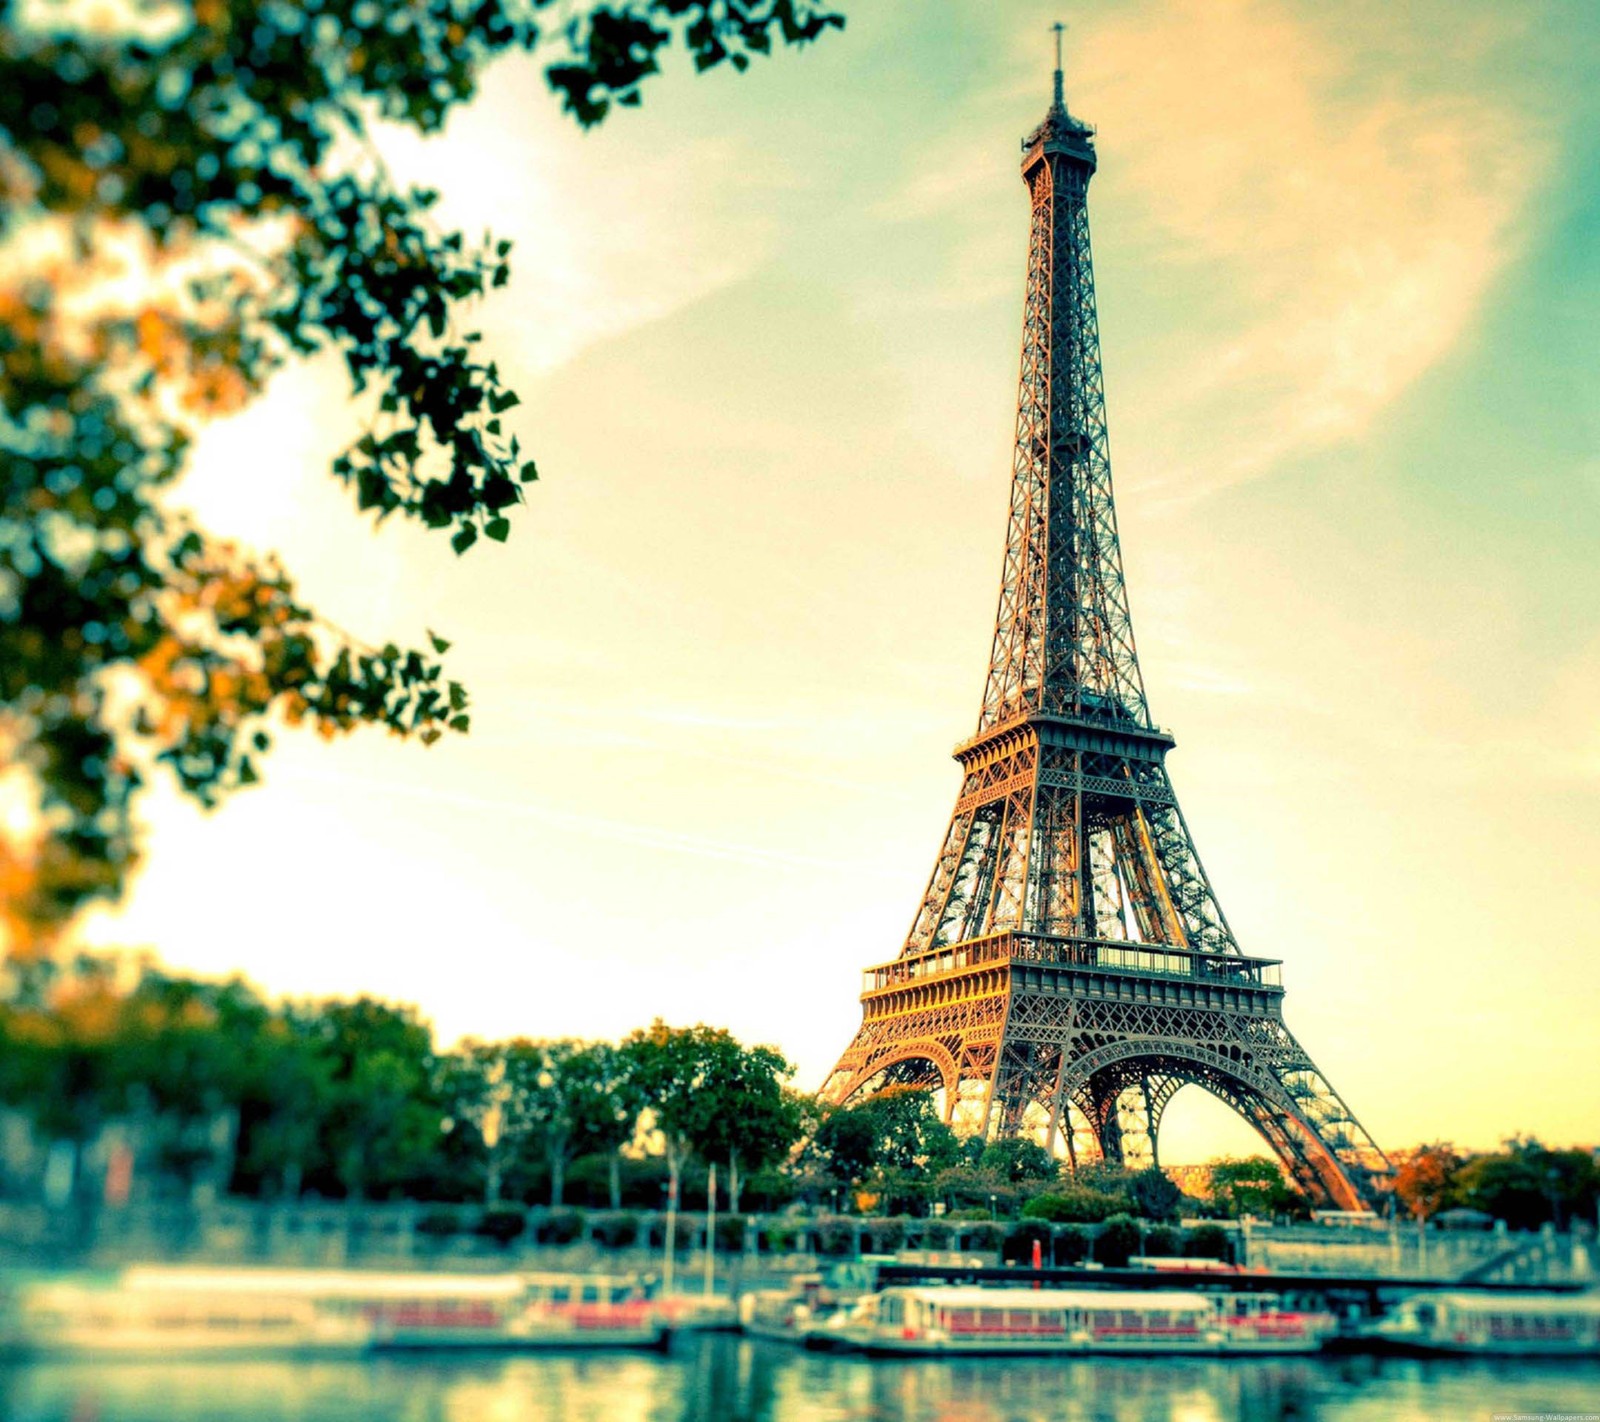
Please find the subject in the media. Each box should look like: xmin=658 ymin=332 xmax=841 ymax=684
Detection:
xmin=1 ymin=1336 xmax=1595 ymax=1422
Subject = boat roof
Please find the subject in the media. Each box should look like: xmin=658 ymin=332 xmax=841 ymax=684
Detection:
xmin=1430 ymin=1292 xmax=1600 ymax=1315
xmin=121 ymin=1267 xmax=527 ymax=1297
xmin=878 ymin=1286 xmax=1215 ymax=1309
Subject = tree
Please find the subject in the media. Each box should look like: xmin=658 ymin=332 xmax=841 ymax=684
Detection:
xmin=1455 ymin=1138 xmax=1600 ymax=1231
xmin=564 ymin=1041 xmax=647 ymax=1212
xmin=0 ymin=0 xmax=844 ymax=958
xmin=620 ymin=1021 xmax=799 ymax=1215
xmin=1207 ymin=1156 xmax=1304 ymax=1220
xmin=292 ymin=997 xmax=440 ymax=1200
xmin=689 ymin=1049 xmax=803 ymax=1214
xmin=490 ymin=1038 xmax=643 ymax=1208
xmin=1128 ymin=1167 xmax=1182 ymax=1222
xmin=978 ymin=1138 xmax=1057 ymax=1185
xmin=810 ymin=1103 xmax=878 ymax=1190
xmin=1393 ymin=1142 xmax=1464 ymax=1221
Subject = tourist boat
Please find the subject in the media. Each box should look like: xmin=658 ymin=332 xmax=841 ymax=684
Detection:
xmin=1214 ymin=1292 xmax=1336 ymax=1354
xmin=818 ymin=1285 xmax=1334 ymax=1356
xmin=510 ymin=1272 xmax=669 ymax=1349
xmin=113 ymin=1266 xmax=667 ymax=1350
xmin=1370 ymin=1291 xmax=1600 ymax=1357
xmin=12 ymin=1279 xmax=373 ymax=1359
xmin=739 ymin=1287 xmax=823 ymax=1344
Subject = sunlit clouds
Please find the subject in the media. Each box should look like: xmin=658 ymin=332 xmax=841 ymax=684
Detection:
xmin=1076 ymin=0 xmax=1550 ymax=503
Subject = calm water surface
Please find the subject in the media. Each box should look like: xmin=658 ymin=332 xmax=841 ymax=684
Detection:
xmin=2 ymin=1336 xmax=1597 ymax=1422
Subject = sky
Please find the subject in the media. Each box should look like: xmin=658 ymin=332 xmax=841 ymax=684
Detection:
xmin=83 ymin=0 xmax=1600 ymax=1162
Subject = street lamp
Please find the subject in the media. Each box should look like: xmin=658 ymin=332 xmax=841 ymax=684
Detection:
xmin=990 ymin=1193 xmax=998 ymax=1221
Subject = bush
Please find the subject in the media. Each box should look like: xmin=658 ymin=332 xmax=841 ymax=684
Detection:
xmin=1002 ymin=1221 xmax=1052 ymax=1264
xmin=535 ymin=1208 xmax=585 ymax=1246
xmin=1143 ymin=1224 xmax=1180 ymax=1258
xmin=476 ymin=1207 xmax=527 ymax=1245
xmin=415 ymin=1208 xmax=465 ymax=1238
xmin=817 ymin=1218 xmax=857 ymax=1257
xmin=1053 ymin=1223 xmax=1090 ymax=1265
xmin=958 ymin=1222 xmax=1003 ymax=1252
xmin=591 ymin=1212 xmax=639 ymax=1249
xmin=1184 ymin=1223 xmax=1232 ymax=1261
xmin=919 ymin=1219 xmax=953 ymax=1249
xmin=1020 ymin=1187 xmax=1122 ymax=1223
xmin=1095 ymin=1214 xmax=1142 ymax=1268
xmin=715 ymin=1216 xmax=747 ymax=1252
xmin=762 ymin=1222 xmax=802 ymax=1253
xmin=1021 ymin=1193 xmax=1075 ymax=1223
xmin=867 ymin=1218 xmax=907 ymax=1253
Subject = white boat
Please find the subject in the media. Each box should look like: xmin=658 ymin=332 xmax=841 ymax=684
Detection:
xmin=1214 ymin=1292 xmax=1335 ymax=1354
xmin=1371 ymin=1291 xmax=1600 ymax=1357
xmin=739 ymin=1287 xmax=820 ymax=1343
xmin=14 ymin=1280 xmax=372 ymax=1359
xmin=820 ymin=1285 xmax=1334 ymax=1356
xmin=123 ymin=1266 xmax=530 ymax=1349
xmin=510 ymin=1272 xmax=669 ymax=1349
xmin=62 ymin=1267 xmax=667 ymax=1352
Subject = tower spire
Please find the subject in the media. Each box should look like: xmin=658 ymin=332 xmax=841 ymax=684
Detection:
xmin=1052 ymin=21 xmax=1066 ymax=111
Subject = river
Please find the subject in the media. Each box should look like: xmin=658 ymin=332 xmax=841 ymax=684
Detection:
xmin=1 ymin=1335 xmax=1596 ymax=1421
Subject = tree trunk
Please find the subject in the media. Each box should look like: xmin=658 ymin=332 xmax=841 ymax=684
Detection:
xmin=486 ymin=1143 xmax=503 ymax=1207
xmin=663 ymin=1147 xmax=681 ymax=1295
xmin=608 ymin=1152 xmax=622 ymax=1211
xmin=727 ymin=1152 xmax=741 ymax=1216
xmin=549 ymin=1148 xmax=566 ymax=1208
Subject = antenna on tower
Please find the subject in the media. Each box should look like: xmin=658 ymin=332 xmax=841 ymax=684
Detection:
xmin=1051 ymin=20 xmax=1066 ymax=109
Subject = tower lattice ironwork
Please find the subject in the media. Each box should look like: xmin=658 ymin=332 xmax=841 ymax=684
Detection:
xmin=821 ymin=49 xmax=1390 ymax=1212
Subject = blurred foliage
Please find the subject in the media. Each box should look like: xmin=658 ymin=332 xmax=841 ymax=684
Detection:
xmin=1392 ymin=1140 xmax=1465 ymax=1221
xmin=0 ymin=958 xmax=804 ymax=1206
xmin=0 ymin=0 xmax=843 ymax=957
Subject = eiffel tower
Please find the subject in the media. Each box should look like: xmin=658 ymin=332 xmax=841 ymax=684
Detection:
xmin=821 ymin=38 xmax=1390 ymax=1212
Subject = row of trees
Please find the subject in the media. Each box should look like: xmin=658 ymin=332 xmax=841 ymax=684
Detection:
xmin=0 ymin=957 xmax=802 ymax=1211
xmin=4 ymin=958 xmax=1593 ymax=1232
xmin=1393 ymin=1139 xmax=1600 ymax=1231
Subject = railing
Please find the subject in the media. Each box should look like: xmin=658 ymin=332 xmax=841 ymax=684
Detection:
xmin=864 ymin=933 xmax=1282 ymax=994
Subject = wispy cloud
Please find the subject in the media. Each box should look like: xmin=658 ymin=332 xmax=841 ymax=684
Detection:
xmin=1021 ymin=0 xmax=1550 ymax=504
xmin=375 ymin=60 xmax=779 ymax=377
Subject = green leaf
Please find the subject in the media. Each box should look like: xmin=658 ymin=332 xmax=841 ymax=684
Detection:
xmin=449 ymin=715 xmax=470 ymax=733
xmin=488 ymin=389 xmax=521 ymax=414
xmin=451 ymin=525 xmax=477 ymax=555
xmin=448 ymin=682 xmax=468 ymax=712
xmin=519 ymin=459 xmax=539 ymax=483
xmin=485 ymin=516 xmax=510 ymax=542
xmin=428 ymin=630 xmax=452 ymax=655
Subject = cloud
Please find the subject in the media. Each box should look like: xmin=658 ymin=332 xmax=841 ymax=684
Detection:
xmin=1066 ymin=0 xmax=1549 ymax=501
